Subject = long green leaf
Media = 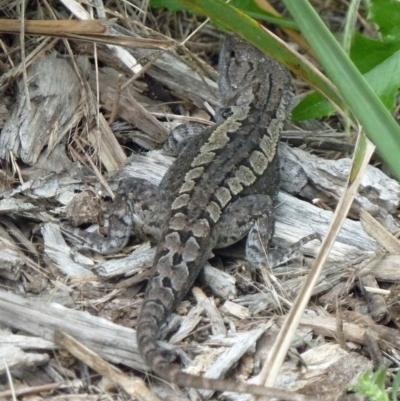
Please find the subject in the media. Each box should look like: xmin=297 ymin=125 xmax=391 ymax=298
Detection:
xmin=177 ymin=0 xmax=344 ymax=112
xmin=293 ymin=48 xmax=400 ymax=120
xmin=178 ymin=0 xmax=400 ymax=180
xmin=282 ymin=0 xmax=400 ymax=180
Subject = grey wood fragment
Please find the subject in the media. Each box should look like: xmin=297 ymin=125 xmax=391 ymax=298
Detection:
xmin=197 ymin=326 xmax=267 ymax=400
xmin=201 ymin=264 xmax=237 ymax=301
xmin=169 ymin=303 xmax=205 ymax=344
xmin=275 ymin=191 xmax=378 ymax=259
xmin=42 ymin=223 xmax=94 ymax=277
xmin=192 ymin=287 xmax=226 ymax=336
xmin=95 ymin=245 xmax=154 ymax=279
xmin=88 ymin=67 xmax=169 ymax=148
xmin=0 ymin=163 xmax=87 ymax=218
xmin=0 ymin=226 xmax=24 ymax=280
xmin=110 ymin=24 xmax=219 ymax=108
xmin=220 ymin=301 xmax=251 ymax=320
xmin=0 ymin=289 xmax=143 ymax=370
xmin=279 ymin=142 xmax=400 ymax=229
xmin=366 ymin=254 xmax=400 ymax=282
xmin=358 ymin=275 xmax=389 ymax=323
xmin=0 ymin=345 xmax=49 ymax=374
xmin=0 ymin=197 xmax=39 ymax=214
xmin=0 ymin=334 xmax=54 ymax=350
xmin=0 ymin=55 xmax=81 ymax=164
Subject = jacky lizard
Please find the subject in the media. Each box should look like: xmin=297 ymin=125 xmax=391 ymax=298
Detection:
xmin=63 ymin=36 xmax=317 ymax=400
xmin=135 ymin=37 xmax=296 ymax=396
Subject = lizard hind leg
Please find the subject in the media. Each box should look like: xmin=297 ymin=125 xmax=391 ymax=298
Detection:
xmin=212 ymin=194 xmax=320 ymax=268
xmin=61 ymin=177 xmax=163 ymax=255
xmin=212 ymin=194 xmax=275 ymax=250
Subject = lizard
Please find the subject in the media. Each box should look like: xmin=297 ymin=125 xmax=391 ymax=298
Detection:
xmin=62 ymin=36 xmax=317 ymax=400
xmin=135 ymin=36 xmax=301 ymax=398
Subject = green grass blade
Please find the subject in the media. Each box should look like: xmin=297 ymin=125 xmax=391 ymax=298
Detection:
xmin=177 ymin=0 xmax=344 ymax=112
xmin=178 ymin=0 xmax=400 ymax=180
xmin=282 ymin=0 xmax=400 ymax=180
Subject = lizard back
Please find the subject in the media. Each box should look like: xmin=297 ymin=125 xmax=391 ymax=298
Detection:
xmin=136 ymin=36 xmax=292 ymax=393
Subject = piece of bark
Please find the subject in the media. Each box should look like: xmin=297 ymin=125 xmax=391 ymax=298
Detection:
xmin=196 ymin=325 xmax=267 ymax=400
xmin=0 ymin=161 xmax=88 ymax=221
xmin=0 ymin=197 xmax=40 ymax=214
xmin=192 ymin=287 xmax=226 ymax=336
xmin=88 ymin=67 xmax=169 ymax=149
xmin=0 ymin=55 xmax=81 ymax=164
xmin=359 ymin=208 xmax=400 ymax=253
xmin=65 ymin=189 xmax=103 ymax=227
xmin=201 ymin=264 xmax=237 ymax=301
xmin=42 ymin=223 xmax=96 ymax=277
xmin=79 ymin=22 xmax=220 ymax=109
xmin=0 ymin=334 xmax=54 ymax=350
xmin=358 ymin=275 xmax=389 ymax=323
xmin=0 ymin=345 xmax=49 ymax=374
xmin=362 ymin=254 xmax=400 ymax=282
xmin=0 ymin=289 xmax=143 ymax=370
xmin=0 ymin=54 xmax=126 ymax=174
xmin=220 ymin=301 xmax=251 ymax=320
xmin=87 ymin=112 xmax=127 ymax=173
xmin=95 ymin=244 xmax=154 ymax=279
xmin=298 ymin=312 xmax=400 ymax=349
xmin=279 ymin=143 xmax=400 ymax=228
xmin=169 ymin=303 xmax=205 ymax=344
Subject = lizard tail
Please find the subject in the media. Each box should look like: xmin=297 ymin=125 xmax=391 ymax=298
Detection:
xmin=137 ymin=225 xmax=214 ymax=375
xmin=136 ymin=299 xmax=172 ymax=373
xmin=136 ymin=321 xmax=313 ymax=400
xmin=136 ymin=289 xmax=314 ymax=400
xmin=135 ymin=235 xmax=315 ymax=399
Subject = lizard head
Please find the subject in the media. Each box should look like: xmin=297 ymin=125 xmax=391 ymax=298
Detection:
xmin=218 ymin=36 xmax=292 ymax=119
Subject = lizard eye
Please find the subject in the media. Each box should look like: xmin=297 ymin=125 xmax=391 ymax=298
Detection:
xmin=221 ymin=106 xmax=233 ymax=119
xmin=230 ymin=49 xmax=236 ymax=59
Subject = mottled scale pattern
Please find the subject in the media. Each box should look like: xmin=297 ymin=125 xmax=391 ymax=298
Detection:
xmin=61 ymin=36 xmax=295 ymax=395
xmin=136 ymin=35 xmax=293 ymax=394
